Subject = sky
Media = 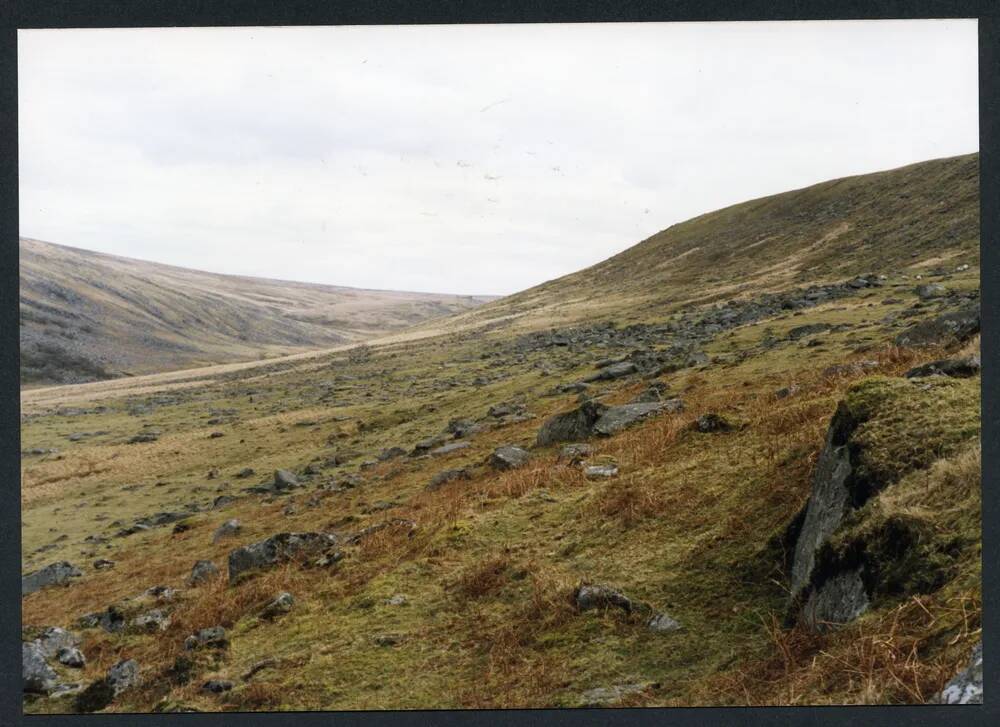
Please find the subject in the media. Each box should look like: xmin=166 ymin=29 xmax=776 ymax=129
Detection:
xmin=18 ymin=20 xmax=978 ymax=296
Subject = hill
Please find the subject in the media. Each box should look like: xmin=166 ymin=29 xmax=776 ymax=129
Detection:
xmin=19 ymin=238 xmax=496 ymax=386
xmin=20 ymin=154 xmax=981 ymax=712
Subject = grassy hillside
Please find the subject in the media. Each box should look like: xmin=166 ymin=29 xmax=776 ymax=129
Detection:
xmin=20 ymin=238 xmax=496 ymax=386
xmin=20 ymin=154 xmax=981 ymax=711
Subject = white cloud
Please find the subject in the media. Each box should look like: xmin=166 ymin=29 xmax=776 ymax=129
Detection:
xmin=18 ymin=20 xmax=978 ymax=295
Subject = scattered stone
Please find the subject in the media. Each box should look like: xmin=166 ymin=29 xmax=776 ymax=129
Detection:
xmin=242 ymin=658 xmax=278 ymax=682
xmin=905 ymin=355 xmax=980 ymax=379
xmin=537 ymin=400 xmax=608 ymax=446
xmin=235 ymin=468 xmax=255 ymax=479
xmin=936 ymin=642 xmax=983 ymax=704
xmin=788 ymin=323 xmax=832 ymax=340
xmin=426 ymin=468 xmax=472 ymax=491
xmin=775 ymin=384 xmax=799 ymax=399
xmin=188 ymin=559 xmax=220 ymax=586
xmin=208 ymin=432 xmax=225 ymax=439
xmin=57 ymin=646 xmax=86 ymax=668
xmin=128 ymin=432 xmax=159 ymax=444
xmin=647 ymin=613 xmax=682 ymax=632
xmin=585 ymin=464 xmax=619 ymax=479
xmin=578 ymin=682 xmax=653 ymax=707
xmin=575 ymin=584 xmax=632 ymax=613
xmin=202 ymin=679 xmax=233 ymax=694
xmin=694 ymin=413 xmax=734 ymax=433
xmin=213 ymin=519 xmax=242 ymax=543
xmin=260 ymin=592 xmax=295 ymax=619
xmin=488 ymin=445 xmax=531 ymax=471
xmin=93 ymin=559 xmax=115 ymax=570
xmin=228 ymin=533 xmax=340 ymax=582
xmin=131 ymin=609 xmax=171 ymax=633
xmin=385 ymin=594 xmax=408 ymax=606
xmin=430 ymin=441 xmax=471 ymax=457
xmin=373 ymin=634 xmax=402 ymax=647
xmin=411 ymin=434 xmax=448 ymax=456
xmin=584 ymin=361 xmax=637 ymax=382
xmin=273 ymin=469 xmax=300 ymax=491
xmin=915 ymin=283 xmax=948 ymax=300
xmin=107 ymin=659 xmax=140 ymax=695
xmin=558 ymin=443 xmax=593 ymax=465
xmin=185 ymin=626 xmax=228 ymax=650
xmin=22 ymin=561 xmax=82 ymax=595
xmin=23 ymin=641 xmax=59 ymax=694
xmin=822 ymin=360 xmax=879 ymax=378
xmin=213 ymin=495 xmax=236 ymax=509
xmin=36 ymin=627 xmax=79 ymax=658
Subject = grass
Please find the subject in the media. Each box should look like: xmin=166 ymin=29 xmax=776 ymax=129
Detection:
xmin=20 ymin=154 xmax=982 ymax=712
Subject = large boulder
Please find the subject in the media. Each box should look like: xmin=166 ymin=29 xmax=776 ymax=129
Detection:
xmin=35 ymin=627 xmax=79 ymax=658
xmin=228 ymin=532 xmax=340 ymax=582
xmin=22 ymin=561 xmax=82 ymax=595
xmin=894 ymin=305 xmax=979 ymax=348
xmin=536 ymin=400 xmax=608 ymax=446
xmin=935 ymin=642 xmax=983 ymax=704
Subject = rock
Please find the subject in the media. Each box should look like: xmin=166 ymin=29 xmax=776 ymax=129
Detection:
xmin=647 ymin=613 xmax=682 ymax=632
xmin=536 ymin=400 xmax=608 ymax=446
xmin=57 ymin=646 xmax=86 ymax=668
xmin=212 ymin=519 xmax=242 ymax=543
xmin=208 ymin=432 xmax=225 ymax=439
xmin=107 ymin=659 xmax=140 ymax=695
xmin=593 ymin=402 xmax=667 ymax=436
xmin=228 ymin=533 xmax=339 ymax=582
xmin=411 ymin=434 xmax=448 ymax=456
xmin=74 ymin=678 xmax=116 ymax=713
xmin=558 ymin=443 xmax=593 ymax=465
xmin=789 ymin=401 xmax=856 ymax=600
xmin=373 ymin=634 xmax=402 ymax=647
xmin=36 ymin=626 xmax=79 ymax=658
xmin=22 ymin=561 xmax=82 ymax=595
xmin=131 ymin=608 xmax=171 ymax=633
xmin=188 ymin=559 xmax=220 ymax=586
xmin=185 ymin=626 xmax=227 ymax=650
xmin=894 ymin=305 xmax=979 ymax=347
xmin=273 ymin=469 xmax=300 ymax=491
xmin=377 ymin=446 xmax=406 ymax=461
xmin=426 ymin=468 xmax=471 ymax=491
xmin=23 ymin=641 xmax=59 ymax=694
xmin=905 ymin=355 xmax=980 ymax=379
xmin=575 ymin=584 xmax=632 ymax=613
xmin=578 ymin=682 xmax=652 ymax=707
xmin=800 ymin=566 xmax=870 ymax=632
xmin=448 ymin=418 xmax=485 ymax=438
xmin=235 ymin=467 xmax=255 ymax=479
xmin=93 ymin=559 xmax=115 ymax=570
xmin=822 ymin=360 xmax=879 ymax=378
xmin=585 ymin=464 xmax=619 ymax=479
xmin=488 ymin=402 xmax=525 ymax=418
xmin=775 ymin=385 xmax=799 ymax=399
xmin=936 ymin=642 xmax=983 ymax=704
xmin=694 ymin=413 xmax=734 ymax=433
xmin=385 ymin=594 xmax=408 ymax=606
xmin=488 ymin=445 xmax=531 ymax=471
xmin=128 ymin=432 xmax=159 ymax=444
xmin=584 ymin=361 xmax=638 ymax=382
xmin=788 ymin=323 xmax=832 ymax=340
xmin=430 ymin=441 xmax=471 ymax=457
xmin=915 ymin=283 xmax=948 ymax=300
xmin=202 ymin=679 xmax=233 ymax=694
xmin=213 ymin=495 xmax=236 ymax=509
xmin=260 ymin=592 xmax=295 ymax=619
xmin=631 ymin=382 xmax=674 ymax=404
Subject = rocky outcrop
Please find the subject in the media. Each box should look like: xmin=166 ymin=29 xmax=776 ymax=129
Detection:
xmin=23 ymin=641 xmax=59 ymax=694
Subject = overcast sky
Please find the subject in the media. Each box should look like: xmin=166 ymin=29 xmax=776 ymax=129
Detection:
xmin=18 ymin=21 xmax=978 ymax=296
